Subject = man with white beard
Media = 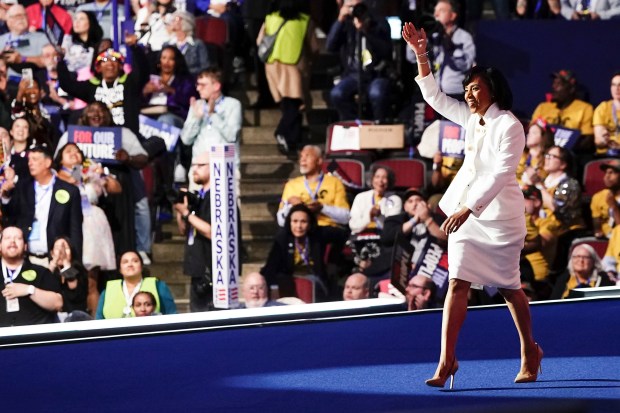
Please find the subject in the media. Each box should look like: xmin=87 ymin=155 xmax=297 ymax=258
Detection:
xmin=240 ymin=272 xmax=284 ymax=308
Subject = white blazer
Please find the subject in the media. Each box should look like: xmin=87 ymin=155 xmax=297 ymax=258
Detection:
xmin=416 ymin=74 xmax=525 ymax=221
xmin=349 ymin=189 xmax=402 ymax=234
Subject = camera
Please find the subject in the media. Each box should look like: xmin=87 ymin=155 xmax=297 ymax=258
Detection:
xmin=172 ymin=189 xmax=199 ymax=211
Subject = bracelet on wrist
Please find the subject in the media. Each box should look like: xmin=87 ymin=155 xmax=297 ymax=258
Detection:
xmin=417 ymin=51 xmax=429 ymax=57
xmin=432 ymin=163 xmax=440 ymax=171
xmin=418 ymin=59 xmax=430 ymax=65
xmin=424 ymin=217 xmax=434 ymax=227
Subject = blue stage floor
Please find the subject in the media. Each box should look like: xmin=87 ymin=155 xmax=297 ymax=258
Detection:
xmin=1 ymin=297 xmax=619 ymax=412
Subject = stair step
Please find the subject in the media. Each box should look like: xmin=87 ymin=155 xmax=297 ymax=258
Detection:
xmin=239 ymin=143 xmax=290 ymax=162
xmin=239 ymin=196 xmax=279 ymax=220
xmin=239 ymin=160 xmax=297 ymax=178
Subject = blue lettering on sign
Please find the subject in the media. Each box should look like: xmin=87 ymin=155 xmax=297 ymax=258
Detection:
xmin=216 ymin=238 xmax=223 ymax=255
xmin=216 ymin=270 xmax=224 ymax=284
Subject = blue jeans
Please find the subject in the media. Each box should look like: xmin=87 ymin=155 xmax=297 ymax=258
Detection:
xmin=330 ymin=75 xmax=392 ymax=122
xmin=135 ymin=196 xmax=151 ymax=253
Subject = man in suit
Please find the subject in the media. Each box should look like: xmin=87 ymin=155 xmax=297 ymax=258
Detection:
xmin=1 ymin=146 xmax=83 ymax=265
xmin=0 ymin=226 xmax=63 ymax=327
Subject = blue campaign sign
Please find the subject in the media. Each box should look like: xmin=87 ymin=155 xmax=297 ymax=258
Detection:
xmin=438 ymin=120 xmax=466 ymax=158
xmin=550 ymin=124 xmax=581 ymax=149
xmin=139 ymin=115 xmax=180 ymax=152
xmin=413 ymin=239 xmax=449 ymax=300
xmin=67 ymin=125 xmax=121 ymax=164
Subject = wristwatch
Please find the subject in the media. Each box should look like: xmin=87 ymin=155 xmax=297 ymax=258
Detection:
xmin=27 ymin=285 xmax=35 ymax=296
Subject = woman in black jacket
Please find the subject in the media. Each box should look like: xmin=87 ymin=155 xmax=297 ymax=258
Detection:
xmin=261 ymin=204 xmax=338 ymax=300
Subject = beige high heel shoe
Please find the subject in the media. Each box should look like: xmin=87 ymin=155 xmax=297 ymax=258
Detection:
xmin=515 ymin=343 xmax=543 ymax=383
xmin=425 ymin=359 xmax=459 ymax=389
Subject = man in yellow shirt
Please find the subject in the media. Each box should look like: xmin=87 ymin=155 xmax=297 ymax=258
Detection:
xmin=531 ymin=70 xmax=594 ymax=154
xmin=593 ymin=72 xmax=620 ymax=156
xmin=590 ymin=159 xmax=620 ymax=238
xmin=277 ymin=145 xmax=350 ymax=228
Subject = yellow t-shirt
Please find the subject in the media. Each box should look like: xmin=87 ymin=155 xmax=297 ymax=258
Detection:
xmin=279 ymin=174 xmax=350 ymax=227
xmin=531 ymin=99 xmax=594 ymax=136
xmin=592 ymin=100 xmax=620 ymax=155
xmin=524 ymin=213 xmax=549 ymax=281
xmin=516 ymin=151 xmax=548 ymax=185
xmin=590 ymin=189 xmax=619 ymax=237
xmin=441 ymin=156 xmax=463 ymax=182
xmin=604 ymin=225 xmax=620 ymax=273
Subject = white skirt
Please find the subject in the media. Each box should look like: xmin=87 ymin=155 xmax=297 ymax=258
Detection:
xmin=448 ymin=215 xmax=526 ymax=289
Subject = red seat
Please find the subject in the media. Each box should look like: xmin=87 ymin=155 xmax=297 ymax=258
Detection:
xmin=570 ymin=237 xmax=609 ymax=260
xmin=195 ymin=16 xmax=228 ymax=47
xmin=371 ymin=158 xmax=427 ymax=190
xmin=321 ymin=158 xmax=365 ymax=191
xmin=583 ymin=158 xmax=614 ymax=197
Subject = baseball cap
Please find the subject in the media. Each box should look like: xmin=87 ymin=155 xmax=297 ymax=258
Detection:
xmin=599 ymin=159 xmax=620 ymax=173
xmin=551 ymin=69 xmax=576 ymax=85
xmin=403 ymin=187 xmax=427 ymax=201
xmin=522 ymin=185 xmax=542 ymax=201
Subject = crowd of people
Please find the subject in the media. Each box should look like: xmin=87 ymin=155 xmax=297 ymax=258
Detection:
xmin=0 ymin=0 xmax=618 ymax=328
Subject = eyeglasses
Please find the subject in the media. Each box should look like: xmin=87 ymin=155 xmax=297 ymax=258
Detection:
xmin=98 ymin=56 xmax=121 ymax=63
xmin=544 ymin=153 xmax=561 ymax=160
xmin=7 ymin=13 xmax=27 ymax=19
xmin=191 ymin=163 xmax=208 ymax=168
xmin=571 ymin=255 xmax=593 ymax=261
xmin=195 ymin=82 xmax=210 ymax=88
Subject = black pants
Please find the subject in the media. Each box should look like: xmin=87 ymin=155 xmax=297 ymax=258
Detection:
xmin=275 ymin=97 xmax=303 ymax=150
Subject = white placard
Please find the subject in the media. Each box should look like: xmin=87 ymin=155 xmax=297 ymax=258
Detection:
xmin=330 ymin=125 xmax=360 ymax=151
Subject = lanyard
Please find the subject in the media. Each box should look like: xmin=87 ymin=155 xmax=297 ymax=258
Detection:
xmin=304 ymin=173 xmax=324 ymax=201
xmin=295 ymin=237 xmax=310 ymax=266
xmin=34 ymin=177 xmax=55 ymax=206
xmin=205 ymin=96 xmax=224 ymax=127
xmin=371 ymin=192 xmax=383 ymax=229
xmin=122 ymin=279 xmax=143 ymax=317
xmin=94 ymin=1 xmax=111 ymax=20
xmin=2 ymin=263 xmax=23 ymax=284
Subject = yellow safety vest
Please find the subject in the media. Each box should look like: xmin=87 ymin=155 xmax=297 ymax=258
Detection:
xmin=102 ymin=277 xmax=160 ymax=319
xmin=264 ymin=13 xmax=309 ymax=65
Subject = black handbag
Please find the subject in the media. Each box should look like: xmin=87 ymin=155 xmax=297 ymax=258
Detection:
xmin=257 ymin=19 xmax=288 ymax=63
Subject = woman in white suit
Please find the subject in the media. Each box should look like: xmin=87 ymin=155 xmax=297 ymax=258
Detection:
xmin=403 ymin=22 xmax=542 ymax=389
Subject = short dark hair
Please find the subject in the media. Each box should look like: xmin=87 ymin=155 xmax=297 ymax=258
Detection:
xmin=368 ymin=164 xmax=396 ymax=190
xmin=197 ymin=67 xmax=223 ymax=85
xmin=463 ymin=66 xmax=513 ymax=111
xmin=54 ymin=143 xmax=85 ymax=171
xmin=547 ymin=145 xmax=574 ymax=176
xmin=284 ymin=203 xmax=317 ymax=236
xmin=132 ymin=291 xmax=157 ymax=307
xmin=119 ymin=250 xmax=151 ymax=277
xmin=29 ymin=145 xmax=53 ymax=160
xmin=437 ymin=0 xmax=460 ymax=15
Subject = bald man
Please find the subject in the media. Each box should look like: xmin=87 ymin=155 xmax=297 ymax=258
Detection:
xmin=241 ymin=272 xmax=284 ymax=308
xmin=343 ymin=272 xmax=370 ymax=301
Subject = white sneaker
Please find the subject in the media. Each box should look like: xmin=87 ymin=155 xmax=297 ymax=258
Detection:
xmin=139 ymin=251 xmax=152 ymax=266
